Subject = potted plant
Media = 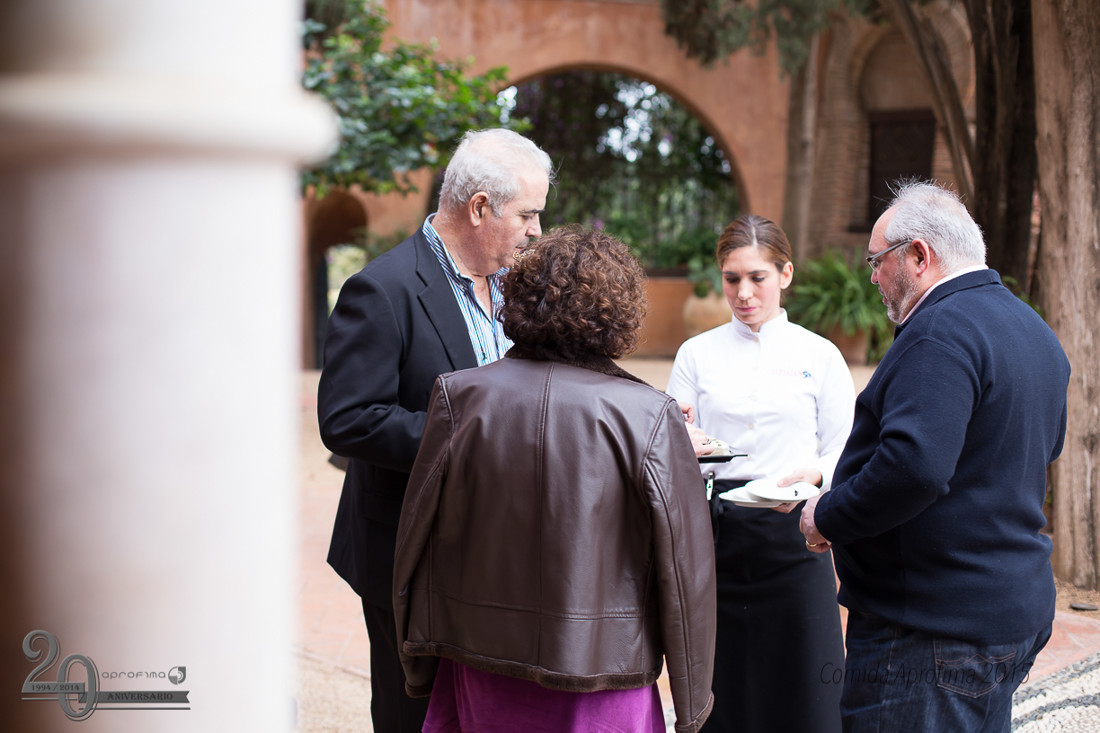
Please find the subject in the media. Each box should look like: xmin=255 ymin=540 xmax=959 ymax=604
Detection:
xmin=785 ymin=250 xmax=893 ymax=365
xmin=683 ymin=254 xmax=731 ymax=338
xmin=599 ymin=218 xmax=729 ymax=354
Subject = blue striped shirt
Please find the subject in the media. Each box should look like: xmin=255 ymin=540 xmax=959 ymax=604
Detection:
xmin=422 ymin=215 xmax=513 ymax=366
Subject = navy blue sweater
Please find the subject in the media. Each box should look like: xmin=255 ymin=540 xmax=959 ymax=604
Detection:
xmin=816 ymin=269 xmax=1070 ymax=644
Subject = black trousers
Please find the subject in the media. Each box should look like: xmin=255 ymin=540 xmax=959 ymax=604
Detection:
xmin=700 ymin=480 xmax=844 ymax=733
xmin=362 ymin=598 xmax=430 ymax=733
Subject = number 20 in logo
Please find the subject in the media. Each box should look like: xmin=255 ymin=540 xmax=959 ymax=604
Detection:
xmin=22 ymin=630 xmax=99 ymax=721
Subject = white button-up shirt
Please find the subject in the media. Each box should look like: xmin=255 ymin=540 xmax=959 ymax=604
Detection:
xmin=667 ymin=311 xmax=856 ymax=490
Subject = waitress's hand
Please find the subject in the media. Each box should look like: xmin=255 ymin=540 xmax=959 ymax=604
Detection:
xmin=677 ymin=401 xmax=697 ymax=425
xmin=770 ymin=468 xmax=823 ymax=514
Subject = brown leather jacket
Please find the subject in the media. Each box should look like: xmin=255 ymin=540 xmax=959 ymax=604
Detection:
xmin=393 ymin=355 xmax=716 ymax=733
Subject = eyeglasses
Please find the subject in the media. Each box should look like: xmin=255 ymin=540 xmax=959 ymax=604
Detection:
xmin=866 ymin=238 xmax=911 ymax=271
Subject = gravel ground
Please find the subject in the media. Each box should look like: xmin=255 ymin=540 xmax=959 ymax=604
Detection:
xmin=295 ymin=653 xmax=372 ymax=733
xmin=1054 ymin=577 xmax=1100 ymax=617
xmin=294 ymin=585 xmax=1100 ymax=733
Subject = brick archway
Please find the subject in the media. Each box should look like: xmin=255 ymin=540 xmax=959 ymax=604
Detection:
xmin=384 ymin=0 xmax=789 ymax=222
xmin=303 ymin=191 xmax=368 ymax=368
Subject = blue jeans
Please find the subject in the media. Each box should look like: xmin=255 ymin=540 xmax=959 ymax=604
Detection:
xmin=837 ymin=610 xmax=1051 ymax=733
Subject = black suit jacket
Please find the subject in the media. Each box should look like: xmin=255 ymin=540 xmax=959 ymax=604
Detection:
xmin=319 ymin=229 xmax=478 ymax=606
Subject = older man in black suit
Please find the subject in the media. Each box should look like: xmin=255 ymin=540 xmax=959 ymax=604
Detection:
xmin=318 ymin=128 xmax=553 ymax=732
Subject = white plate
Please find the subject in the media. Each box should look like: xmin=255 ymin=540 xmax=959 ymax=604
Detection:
xmin=743 ymin=478 xmax=821 ymax=503
xmin=717 ymin=486 xmax=783 ymax=508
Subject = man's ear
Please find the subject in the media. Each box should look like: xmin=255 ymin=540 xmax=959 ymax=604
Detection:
xmin=911 ymin=239 xmax=931 ymax=272
xmin=468 ymin=192 xmax=490 ymax=226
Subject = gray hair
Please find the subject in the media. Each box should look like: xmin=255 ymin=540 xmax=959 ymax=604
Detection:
xmin=438 ymin=129 xmax=554 ymax=215
xmin=884 ymin=180 xmax=986 ymax=273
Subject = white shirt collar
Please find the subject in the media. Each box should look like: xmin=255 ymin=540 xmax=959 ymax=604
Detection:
xmin=900 ymin=265 xmax=987 ymax=323
xmin=730 ymin=309 xmax=790 ymax=339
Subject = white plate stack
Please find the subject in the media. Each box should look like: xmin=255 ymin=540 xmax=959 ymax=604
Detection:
xmin=718 ymin=478 xmax=821 ymax=508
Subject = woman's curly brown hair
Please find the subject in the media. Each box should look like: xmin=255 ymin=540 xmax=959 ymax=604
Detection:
xmin=500 ymin=225 xmax=647 ymax=361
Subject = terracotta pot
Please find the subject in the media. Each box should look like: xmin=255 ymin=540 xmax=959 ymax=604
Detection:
xmin=825 ymin=325 xmax=870 ymax=366
xmin=635 ymin=277 xmax=695 ymax=357
xmin=683 ymin=291 xmax=732 ymax=339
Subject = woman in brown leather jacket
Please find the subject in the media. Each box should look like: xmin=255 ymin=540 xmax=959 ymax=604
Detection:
xmin=393 ymin=226 xmax=717 ymax=733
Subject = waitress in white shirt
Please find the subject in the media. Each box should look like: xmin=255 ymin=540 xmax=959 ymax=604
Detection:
xmin=666 ymin=214 xmax=854 ymax=733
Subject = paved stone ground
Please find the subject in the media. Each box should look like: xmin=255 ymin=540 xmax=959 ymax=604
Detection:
xmin=294 ymin=359 xmax=1100 ymax=732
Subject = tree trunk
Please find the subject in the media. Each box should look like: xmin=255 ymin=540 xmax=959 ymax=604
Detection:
xmin=782 ymin=34 xmax=819 ymax=264
xmin=1032 ymin=0 xmax=1100 ymax=589
xmin=963 ymin=0 xmax=1037 ymax=292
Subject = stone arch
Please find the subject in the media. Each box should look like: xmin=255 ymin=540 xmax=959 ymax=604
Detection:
xmin=808 ymin=9 xmax=975 ymax=255
xmin=848 ymin=24 xmax=894 ymax=100
xmin=849 ymin=6 xmax=974 ymax=220
xmin=383 ymin=0 xmax=789 ymax=223
xmin=859 ymin=29 xmax=935 ymax=110
xmin=849 ymin=9 xmax=973 ymax=112
xmin=809 ymin=18 xmax=880 ymax=252
xmin=303 ymin=190 xmax=368 ymax=368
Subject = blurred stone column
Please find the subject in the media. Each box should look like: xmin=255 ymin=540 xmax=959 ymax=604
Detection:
xmin=0 ymin=1 xmax=335 ymax=730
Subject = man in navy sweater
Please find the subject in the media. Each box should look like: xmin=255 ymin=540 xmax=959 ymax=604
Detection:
xmin=800 ymin=181 xmax=1070 ymax=732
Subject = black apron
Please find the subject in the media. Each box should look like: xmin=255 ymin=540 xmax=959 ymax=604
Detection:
xmin=700 ymin=479 xmax=844 ymax=733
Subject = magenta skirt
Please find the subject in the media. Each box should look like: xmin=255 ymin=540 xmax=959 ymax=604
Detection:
xmin=422 ymin=658 xmax=666 ymax=733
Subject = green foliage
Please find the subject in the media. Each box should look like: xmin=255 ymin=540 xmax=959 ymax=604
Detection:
xmin=612 ymin=219 xmax=723 ymax=273
xmin=649 ymin=224 xmax=723 ymax=273
xmin=597 ymin=211 xmax=651 ymax=253
xmin=687 ymin=254 xmax=724 ymax=297
xmin=1000 ymin=274 xmax=1045 ymax=319
xmin=505 ymin=70 xmax=737 ymax=270
xmin=785 ymin=250 xmax=893 ymax=358
xmin=356 ymin=226 xmax=411 ymax=261
xmin=327 ymin=244 xmax=367 ymax=289
xmin=324 ymin=228 xmax=410 ymax=314
xmin=661 ymin=0 xmax=869 ymax=74
xmin=301 ymin=0 xmax=524 ymax=197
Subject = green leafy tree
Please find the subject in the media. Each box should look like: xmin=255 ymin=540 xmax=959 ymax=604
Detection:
xmin=784 ymin=250 xmax=895 ymax=361
xmin=507 ymin=71 xmax=630 ymax=228
xmin=300 ymin=0 xmax=523 ymax=197
xmin=507 ymin=71 xmax=739 ymax=270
